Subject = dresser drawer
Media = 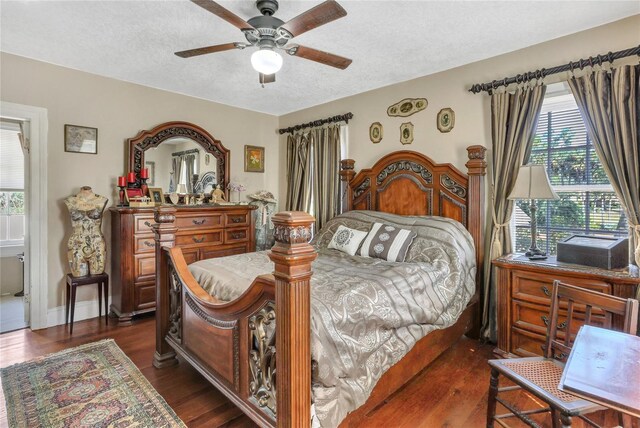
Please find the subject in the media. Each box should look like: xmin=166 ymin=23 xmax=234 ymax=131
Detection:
xmin=176 ymin=231 xmax=223 ymax=247
xmin=510 ymin=327 xmax=547 ymax=357
xmin=134 ymin=216 xmax=155 ymax=233
xmin=512 ymin=271 xmax=611 ymax=305
xmin=134 ymin=283 xmax=155 ymax=310
xmin=134 ymin=235 xmax=156 ymax=253
xmin=134 ymin=254 xmax=155 ymax=282
xmin=182 ymin=248 xmax=199 ymax=265
xmin=512 ymin=300 xmax=606 ymax=338
xmin=176 ymin=213 xmax=223 ymax=230
xmin=225 ymin=212 xmax=250 ymax=227
xmin=201 ymin=245 xmax=247 ymax=260
xmin=225 ymin=228 xmax=249 ymax=244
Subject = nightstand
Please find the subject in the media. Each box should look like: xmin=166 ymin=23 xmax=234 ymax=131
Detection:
xmin=492 ymin=254 xmax=640 ymax=359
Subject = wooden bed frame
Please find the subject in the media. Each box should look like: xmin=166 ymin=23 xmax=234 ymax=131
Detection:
xmin=152 ymin=145 xmax=487 ymax=428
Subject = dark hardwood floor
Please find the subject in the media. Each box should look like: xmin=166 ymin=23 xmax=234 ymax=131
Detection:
xmin=0 ymin=315 xmax=625 ymax=427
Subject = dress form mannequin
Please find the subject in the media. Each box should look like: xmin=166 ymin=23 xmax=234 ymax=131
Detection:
xmin=64 ymin=186 xmax=108 ymax=276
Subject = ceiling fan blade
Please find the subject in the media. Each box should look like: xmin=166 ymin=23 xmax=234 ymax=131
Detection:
xmin=279 ymin=0 xmax=347 ymax=38
xmin=175 ymin=42 xmax=241 ymax=58
xmin=259 ymin=73 xmax=276 ymax=84
xmin=190 ymin=0 xmax=254 ymax=31
xmin=287 ymin=45 xmax=352 ymax=70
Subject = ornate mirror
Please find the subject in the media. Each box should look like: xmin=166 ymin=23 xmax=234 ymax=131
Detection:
xmin=127 ymin=122 xmax=229 ymax=197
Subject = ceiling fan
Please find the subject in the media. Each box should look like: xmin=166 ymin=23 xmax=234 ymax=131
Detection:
xmin=175 ymin=0 xmax=352 ymax=84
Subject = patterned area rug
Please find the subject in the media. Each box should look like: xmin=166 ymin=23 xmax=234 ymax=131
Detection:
xmin=1 ymin=339 xmax=185 ymax=427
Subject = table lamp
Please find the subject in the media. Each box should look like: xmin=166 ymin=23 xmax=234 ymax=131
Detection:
xmin=508 ymin=164 xmax=559 ymax=259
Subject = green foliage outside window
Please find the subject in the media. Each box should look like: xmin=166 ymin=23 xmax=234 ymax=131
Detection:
xmin=0 ymin=192 xmax=25 ymax=215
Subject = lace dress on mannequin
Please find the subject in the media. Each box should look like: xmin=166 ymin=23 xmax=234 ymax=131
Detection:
xmin=64 ymin=186 xmax=108 ymax=276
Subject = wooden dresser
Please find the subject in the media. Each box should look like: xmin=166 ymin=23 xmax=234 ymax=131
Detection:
xmin=109 ymin=205 xmax=255 ymax=325
xmin=493 ymin=254 xmax=640 ymax=358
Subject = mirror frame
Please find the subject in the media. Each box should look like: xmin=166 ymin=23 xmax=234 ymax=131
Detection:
xmin=127 ymin=121 xmax=230 ymax=197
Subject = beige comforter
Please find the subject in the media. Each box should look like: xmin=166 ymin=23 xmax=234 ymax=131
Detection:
xmin=188 ymin=211 xmax=476 ymax=427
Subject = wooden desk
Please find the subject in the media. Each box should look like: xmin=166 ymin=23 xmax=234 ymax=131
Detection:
xmin=559 ymin=325 xmax=640 ymax=419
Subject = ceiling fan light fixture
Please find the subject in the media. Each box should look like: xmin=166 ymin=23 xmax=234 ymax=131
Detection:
xmin=251 ymin=48 xmax=283 ymax=75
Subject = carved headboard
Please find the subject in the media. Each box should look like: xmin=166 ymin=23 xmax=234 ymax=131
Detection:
xmin=339 ymin=145 xmax=487 ymax=299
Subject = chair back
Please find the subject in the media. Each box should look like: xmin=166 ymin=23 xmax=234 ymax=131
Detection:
xmin=544 ymin=280 xmax=639 ymax=361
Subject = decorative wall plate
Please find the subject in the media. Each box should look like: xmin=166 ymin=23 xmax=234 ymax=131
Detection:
xmin=369 ymin=122 xmax=383 ymax=144
xmin=437 ymin=108 xmax=455 ymax=133
xmin=387 ymin=98 xmax=428 ymax=117
xmin=400 ymin=122 xmax=414 ymax=145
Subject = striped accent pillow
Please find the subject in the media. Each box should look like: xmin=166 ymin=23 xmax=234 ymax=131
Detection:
xmin=359 ymin=223 xmax=417 ymax=262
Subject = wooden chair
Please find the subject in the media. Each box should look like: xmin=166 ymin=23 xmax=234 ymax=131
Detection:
xmin=486 ymin=280 xmax=639 ymax=428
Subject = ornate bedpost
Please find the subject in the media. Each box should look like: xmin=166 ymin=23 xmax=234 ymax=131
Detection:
xmin=269 ymin=212 xmax=317 ymax=428
xmin=466 ymin=145 xmax=487 ymax=337
xmin=152 ymin=206 xmax=179 ymax=368
xmin=340 ymin=159 xmax=355 ymax=214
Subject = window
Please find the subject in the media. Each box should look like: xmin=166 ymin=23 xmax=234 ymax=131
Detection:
xmin=0 ymin=120 xmax=26 ymax=247
xmin=511 ymin=90 xmax=627 ymax=255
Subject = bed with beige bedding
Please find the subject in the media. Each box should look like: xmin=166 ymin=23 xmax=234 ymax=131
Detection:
xmin=152 ymin=147 xmax=487 ymax=428
xmin=189 ymin=210 xmax=476 ymax=426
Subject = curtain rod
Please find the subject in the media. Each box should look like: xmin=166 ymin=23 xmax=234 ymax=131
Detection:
xmin=171 ymin=148 xmax=199 ymax=157
xmin=278 ymin=112 xmax=354 ymax=135
xmin=469 ymin=45 xmax=640 ymax=94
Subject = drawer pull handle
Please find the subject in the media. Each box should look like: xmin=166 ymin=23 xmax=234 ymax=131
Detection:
xmin=540 ymin=315 xmax=567 ymax=329
xmin=144 ymin=241 xmax=154 ymax=247
xmin=193 ymin=236 xmax=205 ymax=243
xmin=192 ymin=219 xmax=206 ymax=225
xmin=541 ymin=285 xmax=551 ymax=297
xmin=144 ymin=221 xmax=152 ymax=227
xmin=231 ymin=232 xmax=244 ymax=239
xmin=231 ymin=217 xmax=243 ymax=223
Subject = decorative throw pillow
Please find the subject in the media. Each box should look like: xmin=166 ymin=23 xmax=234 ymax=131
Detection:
xmin=359 ymin=223 xmax=417 ymax=262
xmin=328 ymin=225 xmax=368 ymax=256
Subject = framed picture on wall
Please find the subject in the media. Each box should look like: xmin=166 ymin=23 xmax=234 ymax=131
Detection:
xmin=145 ymin=161 xmax=156 ymax=186
xmin=64 ymin=124 xmax=98 ymax=154
xmin=244 ymin=145 xmax=265 ymax=173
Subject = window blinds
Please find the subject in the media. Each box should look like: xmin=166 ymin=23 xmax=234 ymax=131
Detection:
xmin=0 ymin=121 xmax=25 ymax=191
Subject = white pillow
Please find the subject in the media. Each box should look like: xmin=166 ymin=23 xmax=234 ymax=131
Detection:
xmin=328 ymin=225 xmax=368 ymax=256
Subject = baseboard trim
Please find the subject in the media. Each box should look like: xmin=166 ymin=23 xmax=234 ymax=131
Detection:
xmin=47 ymin=299 xmax=109 ymax=328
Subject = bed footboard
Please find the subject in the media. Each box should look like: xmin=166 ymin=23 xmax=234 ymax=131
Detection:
xmin=153 ymin=207 xmax=316 ymax=428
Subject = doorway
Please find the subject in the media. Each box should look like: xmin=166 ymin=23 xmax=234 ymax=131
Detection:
xmin=0 ymin=101 xmax=48 ymax=331
xmin=0 ymin=118 xmax=29 ymax=333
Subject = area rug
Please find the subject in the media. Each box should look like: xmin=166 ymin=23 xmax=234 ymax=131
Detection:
xmin=1 ymin=339 xmax=185 ymax=427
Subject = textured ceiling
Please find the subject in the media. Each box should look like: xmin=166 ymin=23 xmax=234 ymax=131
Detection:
xmin=1 ymin=1 xmax=638 ymax=115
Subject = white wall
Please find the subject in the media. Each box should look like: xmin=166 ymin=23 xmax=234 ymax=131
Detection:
xmin=0 ymin=52 xmax=280 ymax=315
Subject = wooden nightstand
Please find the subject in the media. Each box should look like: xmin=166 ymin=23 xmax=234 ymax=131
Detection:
xmin=492 ymin=254 xmax=640 ymax=359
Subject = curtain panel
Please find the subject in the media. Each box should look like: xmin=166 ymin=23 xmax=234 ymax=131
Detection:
xmin=285 ymin=125 xmax=341 ymax=229
xmin=313 ymin=125 xmax=341 ymax=229
xmin=285 ymin=132 xmax=313 ymax=213
xmin=568 ymin=65 xmax=640 ymax=268
xmin=481 ymin=84 xmax=547 ymax=342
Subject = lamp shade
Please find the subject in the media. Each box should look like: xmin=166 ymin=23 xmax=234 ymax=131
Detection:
xmin=508 ymin=164 xmax=559 ymax=200
xmin=251 ymin=49 xmax=283 ymax=75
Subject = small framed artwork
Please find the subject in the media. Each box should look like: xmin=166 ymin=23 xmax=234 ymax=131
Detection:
xmin=369 ymin=122 xmax=383 ymax=144
xmin=244 ymin=145 xmax=265 ymax=173
xmin=400 ymin=122 xmax=414 ymax=145
xmin=148 ymin=187 xmax=164 ymax=206
xmin=64 ymin=124 xmax=98 ymax=154
xmin=437 ymin=108 xmax=455 ymax=133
